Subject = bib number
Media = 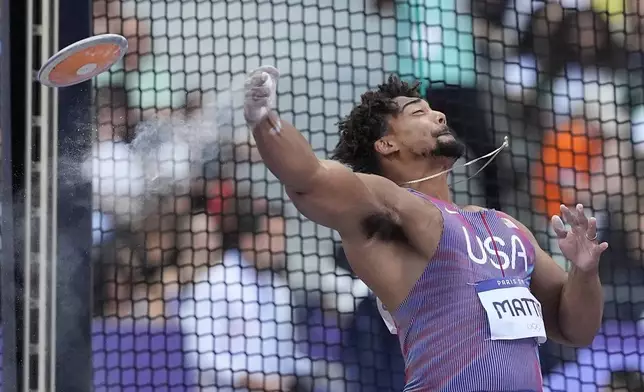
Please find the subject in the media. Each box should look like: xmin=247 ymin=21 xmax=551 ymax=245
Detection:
xmin=476 ymin=278 xmax=547 ymax=344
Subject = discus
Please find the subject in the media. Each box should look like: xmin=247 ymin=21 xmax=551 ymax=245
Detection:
xmin=37 ymin=34 xmax=128 ymax=88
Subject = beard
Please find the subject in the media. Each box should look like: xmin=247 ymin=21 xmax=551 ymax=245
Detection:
xmin=430 ymin=136 xmax=466 ymax=160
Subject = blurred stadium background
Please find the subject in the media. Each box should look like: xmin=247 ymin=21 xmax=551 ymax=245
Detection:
xmin=2 ymin=0 xmax=644 ymax=391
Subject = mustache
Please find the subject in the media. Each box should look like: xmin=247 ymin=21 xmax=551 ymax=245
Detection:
xmin=435 ymin=125 xmax=455 ymax=137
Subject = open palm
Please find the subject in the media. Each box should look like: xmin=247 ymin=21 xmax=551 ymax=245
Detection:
xmin=551 ymin=204 xmax=609 ymax=272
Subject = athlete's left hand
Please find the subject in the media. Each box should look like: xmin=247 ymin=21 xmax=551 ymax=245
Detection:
xmin=551 ymin=204 xmax=609 ymax=272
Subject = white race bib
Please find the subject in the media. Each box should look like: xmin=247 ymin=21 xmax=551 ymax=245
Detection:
xmin=476 ymin=278 xmax=547 ymax=344
xmin=376 ymin=297 xmax=398 ymax=335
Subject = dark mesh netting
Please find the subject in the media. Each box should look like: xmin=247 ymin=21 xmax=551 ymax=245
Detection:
xmin=0 ymin=56 xmax=3 ymax=391
xmin=90 ymin=0 xmax=644 ymax=391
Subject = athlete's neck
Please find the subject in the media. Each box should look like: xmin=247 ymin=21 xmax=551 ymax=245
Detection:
xmin=406 ymin=177 xmax=451 ymax=203
xmin=384 ymin=161 xmax=452 ymax=202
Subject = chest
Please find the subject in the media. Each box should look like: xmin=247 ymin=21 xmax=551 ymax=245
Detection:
xmin=438 ymin=207 xmax=536 ymax=278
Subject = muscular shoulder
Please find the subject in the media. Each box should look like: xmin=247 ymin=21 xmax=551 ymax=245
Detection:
xmin=309 ymin=160 xmax=440 ymax=239
xmin=354 ymin=172 xmax=444 ymax=226
xmin=320 ymin=160 xmax=417 ymax=211
xmin=355 ymin=172 xmax=407 ymax=204
xmin=494 ymin=210 xmax=541 ymax=246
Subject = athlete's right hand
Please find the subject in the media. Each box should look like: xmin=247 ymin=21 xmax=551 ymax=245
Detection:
xmin=244 ymin=65 xmax=280 ymax=132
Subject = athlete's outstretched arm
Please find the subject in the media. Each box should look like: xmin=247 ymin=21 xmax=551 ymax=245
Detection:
xmin=251 ymin=112 xmax=329 ymax=193
xmin=503 ymin=209 xmax=606 ymax=347
xmin=244 ymin=66 xmax=406 ymax=234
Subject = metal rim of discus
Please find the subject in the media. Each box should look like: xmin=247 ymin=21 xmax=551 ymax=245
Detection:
xmin=37 ymin=33 xmax=128 ymax=88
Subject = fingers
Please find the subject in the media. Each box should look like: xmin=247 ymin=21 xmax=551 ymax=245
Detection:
xmin=556 ymin=205 xmax=608 ymax=256
xmin=247 ymin=66 xmax=279 ymax=86
xmin=575 ymin=204 xmax=589 ymax=230
xmin=245 ymin=67 xmax=278 ymax=103
xmin=559 ymin=204 xmax=578 ymax=226
xmin=256 ymin=65 xmax=280 ymax=80
xmin=245 ymin=72 xmax=270 ymax=91
xmin=261 ymin=72 xmax=274 ymax=89
xmin=561 ymin=203 xmax=599 ymax=237
xmin=248 ymin=85 xmax=271 ymax=100
xmin=586 ymin=216 xmax=598 ymax=242
xmin=551 ymin=215 xmax=568 ymax=239
xmin=596 ymin=242 xmax=609 ymax=254
xmin=588 ymin=240 xmax=609 ymax=261
xmin=561 ymin=204 xmax=592 ymax=234
xmin=244 ymin=90 xmax=270 ymax=112
xmin=244 ymin=75 xmax=273 ymax=106
xmin=244 ymin=66 xmax=280 ymax=130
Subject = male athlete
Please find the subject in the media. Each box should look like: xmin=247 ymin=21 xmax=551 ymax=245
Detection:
xmin=244 ymin=66 xmax=608 ymax=391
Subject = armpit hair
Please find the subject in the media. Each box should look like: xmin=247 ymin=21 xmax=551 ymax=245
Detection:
xmin=361 ymin=211 xmax=407 ymax=243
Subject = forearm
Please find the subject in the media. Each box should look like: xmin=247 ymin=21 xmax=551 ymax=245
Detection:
xmin=558 ymin=265 xmax=603 ymax=346
xmin=252 ymin=112 xmax=322 ymax=193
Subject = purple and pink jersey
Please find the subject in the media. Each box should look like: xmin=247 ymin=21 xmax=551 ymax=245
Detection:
xmin=388 ymin=189 xmax=544 ymax=391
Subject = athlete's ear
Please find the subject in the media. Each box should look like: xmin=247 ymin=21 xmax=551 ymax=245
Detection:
xmin=374 ymin=136 xmax=399 ymax=157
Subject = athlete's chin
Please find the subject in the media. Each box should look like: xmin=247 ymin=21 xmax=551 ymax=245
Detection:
xmin=431 ymin=139 xmax=466 ymax=161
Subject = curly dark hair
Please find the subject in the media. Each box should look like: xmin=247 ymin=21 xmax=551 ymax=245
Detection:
xmin=331 ymin=75 xmax=421 ymax=175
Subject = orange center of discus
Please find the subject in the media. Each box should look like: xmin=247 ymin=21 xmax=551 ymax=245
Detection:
xmin=49 ymin=43 xmax=122 ymax=84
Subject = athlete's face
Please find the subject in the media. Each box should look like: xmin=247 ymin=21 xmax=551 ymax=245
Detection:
xmin=376 ymin=96 xmax=465 ymax=162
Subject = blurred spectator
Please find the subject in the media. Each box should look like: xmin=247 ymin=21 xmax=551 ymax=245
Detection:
xmin=519 ymin=2 xmax=619 ymax=73
xmin=594 ymin=0 xmax=644 ymax=53
xmin=236 ymin=203 xmax=287 ymax=272
xmin=91 ymin=228 xmax=195 ymax=391
xmin=87 ymin=86 xmax=147 ymax=219
xmin=514 ymin=0 xmax=643 ymax=127
xmin=276 ymin=213 xmax=369 ymax=315
xmin=208 ymin=130 xmax=371 ymax=315
xmin=91 ymin=175 xmax=226 ymax=390
xmin=92 ymin=175 xmax=225 ymax=317
xmin=95 ymin=86 xmax=131 ymax=142
xmin=178 ymin=201 xmax=306 ymax=392
xmin=93 ymin=0 xmax=185 ymax=118
xmin=531 ymin=118 xmax=603 ymax=219
xmin=93 ymin=0 xmax=151 ymax=73
xmin=328 ymin=246 xmax=405 ymax=391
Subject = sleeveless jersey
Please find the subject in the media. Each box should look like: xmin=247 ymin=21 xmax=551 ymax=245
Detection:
xmin=389 ymin=189 xmax=543 ymax=391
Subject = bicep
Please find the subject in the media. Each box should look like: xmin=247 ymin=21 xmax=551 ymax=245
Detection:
xmin=286 ymin=160 xmax=400 ymax=234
